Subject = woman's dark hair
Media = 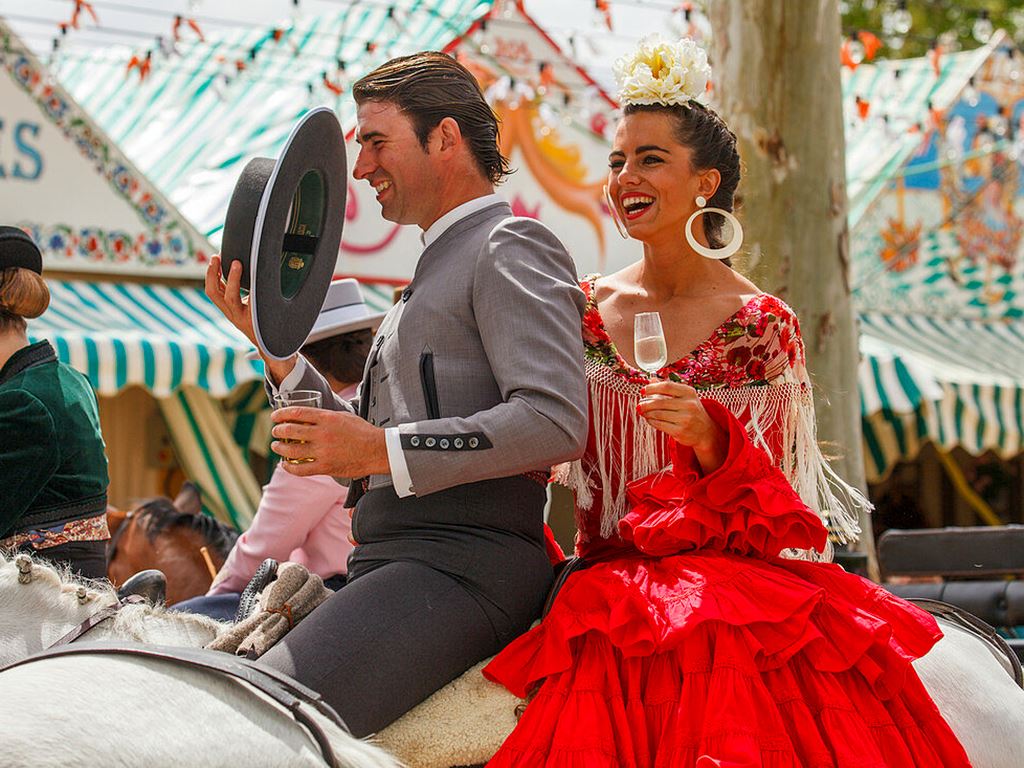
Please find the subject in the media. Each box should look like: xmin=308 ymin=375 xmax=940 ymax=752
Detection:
xmin=624 ymin=101 xmax=740 ymax=251
xmin=301 ymin=328 xmax=373 ymax=385
xmin=352 ymin=51 xmax=513 ymax=184
xmin=0 ymin=266 xmax=49 ymax=333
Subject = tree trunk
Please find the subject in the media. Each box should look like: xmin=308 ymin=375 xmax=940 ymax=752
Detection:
xmin=708 ymin=0 xmax=877 ymax=573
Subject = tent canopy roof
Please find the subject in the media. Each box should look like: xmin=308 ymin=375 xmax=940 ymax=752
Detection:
xmin=28 ymin=278 xmax=396 ymax=398
xmin=53 ymin=1 xmax=493 ymax=245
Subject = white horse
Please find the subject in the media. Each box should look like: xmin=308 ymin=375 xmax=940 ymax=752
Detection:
xmin=2 ymin=552 xmax=1023 ymax=768
xmin=0 ymin=553 xmax=402 ymax=768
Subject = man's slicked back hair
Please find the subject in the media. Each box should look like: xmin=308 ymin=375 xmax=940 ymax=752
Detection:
xmin=352 ymin=51 xmax=513 ymax=184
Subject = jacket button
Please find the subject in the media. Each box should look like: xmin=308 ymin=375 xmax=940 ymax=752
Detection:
xmin=454 ymin=438 xmax=464 ymax=449
xmin=410 ymin=436 xmax=420 ymax=447
xmin=468 ymin=437 xmax=479 ymax=448
xmin=439 ymin=438 xmax=449 ymax=449
xmin=401 ymin=287 xmax=414 ymax=302
xmin=425 ymin=437 xmax=436 ymax=447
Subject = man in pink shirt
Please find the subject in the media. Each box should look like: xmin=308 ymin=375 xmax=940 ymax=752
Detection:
xmin=175 ymin=279 xmax=383 ymax=621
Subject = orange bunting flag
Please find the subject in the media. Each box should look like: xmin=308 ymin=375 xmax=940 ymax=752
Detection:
xmin=322 ymin=74 xmax=344 ymax=96
xmin=595 ymin=0 xmax=613 ymax=31
xmin=858 ymin=30 xmax=882 ymax=61
xmin=126 ymin=50 xmax=152 ymax=82
xmin=539 ymin=62 xmax=555 ymax=88
xmin=70 ymin=0 xmax=98 ymax=29
xmin=855 ymin=95 xmax=870 ymax=119
xmin=840 ymin=38 xmax=859 ymax=70
xmin=929 ymin=42 xmax=942 ymax=76
xmin=69 ymin=0 xmax=98 ymax=29
xmin=172 ymin=15 xmax=205 ymax=43
xmin=271 ymin=28 xmax=284 ymax=42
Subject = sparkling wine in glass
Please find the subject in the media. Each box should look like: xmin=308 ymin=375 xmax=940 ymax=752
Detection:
xmin=634 ymin=311 xmax=667 ymax=375
xmin=272 ymin=389 xmax=322 ymax=464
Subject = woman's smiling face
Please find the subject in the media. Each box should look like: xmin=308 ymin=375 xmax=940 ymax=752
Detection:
xmin=607 ymin=110 xmax=718 ymax=245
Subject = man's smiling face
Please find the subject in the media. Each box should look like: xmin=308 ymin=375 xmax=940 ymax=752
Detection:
xmin=352 ymin=101 xmax=439 ymax=229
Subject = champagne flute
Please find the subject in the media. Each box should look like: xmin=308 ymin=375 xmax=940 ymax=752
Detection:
xmin=272 ymin=389 xmax=322 ymax=464
xmin=634 ymin=311 xmax=667 ymax=376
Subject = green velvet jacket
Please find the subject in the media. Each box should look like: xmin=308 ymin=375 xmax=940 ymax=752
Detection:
xmin=0 ymin=341 xmax=109 ymax=539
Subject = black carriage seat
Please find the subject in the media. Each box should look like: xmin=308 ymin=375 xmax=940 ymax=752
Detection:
xmin=879 ymin=526 xmax=1024 ymax=662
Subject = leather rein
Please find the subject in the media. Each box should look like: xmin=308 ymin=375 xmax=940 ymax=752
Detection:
xmin=48 ymin=593 xmax=147 ymax=649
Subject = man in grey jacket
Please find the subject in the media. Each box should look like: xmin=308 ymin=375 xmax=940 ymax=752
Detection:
xmin=207 ymin=52 xmax=587 ymax=736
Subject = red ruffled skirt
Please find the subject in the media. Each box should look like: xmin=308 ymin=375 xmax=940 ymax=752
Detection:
xmin=484 ymin=402 xmax=971 ymax=767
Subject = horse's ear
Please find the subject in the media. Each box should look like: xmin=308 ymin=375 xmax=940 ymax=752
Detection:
xmin=106 ymin=505 xmax=129 ymax=536
xmin=174 ymin=482 xmax=203 ymax=517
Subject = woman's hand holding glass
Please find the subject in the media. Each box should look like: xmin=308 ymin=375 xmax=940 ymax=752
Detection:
xmin=633 ymin=312 xmax=728 ymax=474
xmin=637 ymin=380 xmax=728 ymax=473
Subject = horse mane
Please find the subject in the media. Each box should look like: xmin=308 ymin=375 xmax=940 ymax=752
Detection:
xmin=134 ymin=498 xmax=240 ymax=558
xmin=1 ymin=549 xmax=118 ymax=604
xmin=0 ymin=550 xmax=228 ymax=641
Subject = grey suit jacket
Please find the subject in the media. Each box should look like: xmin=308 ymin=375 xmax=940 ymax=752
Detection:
xmin=290 ymin=201 xmax=588 ymax=499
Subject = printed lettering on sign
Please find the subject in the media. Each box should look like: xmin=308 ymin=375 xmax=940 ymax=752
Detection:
xmin=494 ymin=38 xmax=531 ymax=64
xmin=0 ymin=118 xmax=44 ymax=180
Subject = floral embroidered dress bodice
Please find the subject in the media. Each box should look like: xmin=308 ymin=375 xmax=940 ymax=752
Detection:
xmin=568 ymin=275 xmax=862 ymax=561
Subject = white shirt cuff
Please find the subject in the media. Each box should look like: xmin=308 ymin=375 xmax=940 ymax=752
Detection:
xmin=269 ymin=355 xmax=308 ymax=396
xmin=385 ymin=428 xmax=415 ymax=497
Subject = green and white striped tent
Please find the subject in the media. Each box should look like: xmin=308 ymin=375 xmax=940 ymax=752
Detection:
xmin=51 ymin=0 xmax=493 ymax=248
xmin=2 ymin=3 xmax=490 ymax=525
xmin=843 ymin=32 xmax=1024 ymax=482
xmin=25 ymin=278 xmax=396 ymax=527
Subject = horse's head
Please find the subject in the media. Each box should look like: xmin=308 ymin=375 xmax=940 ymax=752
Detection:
xmin=107 ymin=486 xmax=239 ymax=606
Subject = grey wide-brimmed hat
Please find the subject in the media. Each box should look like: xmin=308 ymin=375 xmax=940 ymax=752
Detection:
xmin=0 ymin=226 xmax=42 ymax=274
xmin=246 ymin=278 xmax=386 ymax=359
xmin=220 ymin=107 xmax=347 ymax=361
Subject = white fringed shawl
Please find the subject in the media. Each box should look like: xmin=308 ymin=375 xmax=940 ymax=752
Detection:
xmin=557 ymin=357 xmax=869 ymax=562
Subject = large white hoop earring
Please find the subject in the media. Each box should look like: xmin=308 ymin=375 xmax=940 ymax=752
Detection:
xmin=603 ymin=184 xmax=629 ymax=240
xmin=685 ymin=195 xmax=743 ymax=260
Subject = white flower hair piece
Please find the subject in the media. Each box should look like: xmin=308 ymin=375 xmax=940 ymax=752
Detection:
xmin=614 ymin=36 xmax=711 ymax=107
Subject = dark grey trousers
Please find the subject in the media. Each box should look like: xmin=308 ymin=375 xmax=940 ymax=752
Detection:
xmin=22 ymin=539 xmax=107 ymax=580
xmin=257 ymin=475 xmax=553 ymax=737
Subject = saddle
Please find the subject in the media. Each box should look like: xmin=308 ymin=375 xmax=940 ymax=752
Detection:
xmin=909 ymin=597 xmax=1024 ymax=689
xmin=0 ymin=641 xmax=351 ymax=768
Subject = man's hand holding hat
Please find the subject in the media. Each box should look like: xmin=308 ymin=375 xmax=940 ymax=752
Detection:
xmin=205 ymin=254 xmax=298 ymax=386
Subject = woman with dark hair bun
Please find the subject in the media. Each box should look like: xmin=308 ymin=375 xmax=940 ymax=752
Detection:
xmin=483 ymin=39 xmax=971 ymax=766
xmin=0 ymin=226 xmax=109 ymax=579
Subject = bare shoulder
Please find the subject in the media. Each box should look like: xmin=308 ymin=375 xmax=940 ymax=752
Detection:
xmin=594 ymin=264 xmax=641 ymax=303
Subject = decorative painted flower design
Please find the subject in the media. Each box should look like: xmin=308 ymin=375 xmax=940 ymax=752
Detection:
xmin=141 ymin=198 xmax=167 ymax=227
xmin=109 ymin=232 xmax=133 ymax=261
xmin=112 ymin=165 xmax=136 ymax=195
xmin=165 ymin=232 xmax=187 ymax=258
xmin=4 ymin=51 xmax=201 ymax=271
xmin=614 ymin=36 xmax=711 ymax=107
xmin=78 ymin=228 xmax=105 ymax=260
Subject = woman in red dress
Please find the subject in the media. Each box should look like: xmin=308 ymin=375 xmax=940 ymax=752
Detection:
xmin=483 ymin=39 xmax=972 ymax=767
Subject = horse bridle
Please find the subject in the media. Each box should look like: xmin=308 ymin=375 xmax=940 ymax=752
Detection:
xmin=47 ymin=594 xmax=147 ymax=649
